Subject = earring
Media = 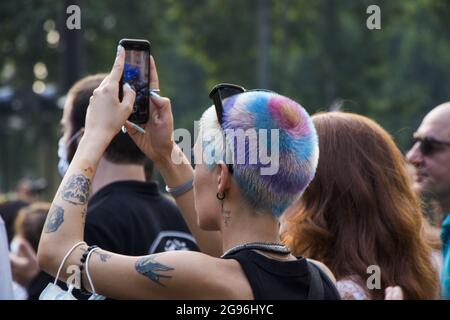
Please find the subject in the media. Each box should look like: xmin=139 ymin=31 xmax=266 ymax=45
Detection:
xmin=216 ymin=192 xmax=230 ymax=225
xmin=216 ymin=192 xmax=225 ymax=200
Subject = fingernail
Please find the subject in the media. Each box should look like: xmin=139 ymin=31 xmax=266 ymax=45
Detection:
xmin=116 ymin=45 xmax=123 ymax=56
xmin=125 ymin=83 xmax=133 ymax=91
xmin=150 ymin=91 xmax=160 ymax=98
xmin=121 ymin=125 xmax=127 ymax=134
xmin=129 ymin=122 xmax=146 ymax=134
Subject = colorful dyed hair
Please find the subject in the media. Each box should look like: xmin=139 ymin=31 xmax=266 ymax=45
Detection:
xmin=199 ymin=91 xmax=318 ymax=217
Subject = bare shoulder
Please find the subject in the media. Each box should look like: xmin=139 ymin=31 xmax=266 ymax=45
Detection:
xmin=306 ymin=258 xmax=337 ymax=283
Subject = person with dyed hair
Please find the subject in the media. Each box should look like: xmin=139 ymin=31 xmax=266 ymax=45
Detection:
xmin=37 ymin=47 xmax=340 ymax=299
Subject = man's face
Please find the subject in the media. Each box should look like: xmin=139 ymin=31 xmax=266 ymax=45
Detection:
xmin=406 ymin=105 xmax=450 ymax=200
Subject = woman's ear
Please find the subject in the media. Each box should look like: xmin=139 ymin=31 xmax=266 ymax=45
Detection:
xmin=216 ymin=161 xmax=231 ymax=194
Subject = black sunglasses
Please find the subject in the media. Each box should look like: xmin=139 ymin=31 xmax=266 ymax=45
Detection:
xmin=208 ymin=83 xmax=274 ymax=174
xmin=209 ymin=83 xmax=246 ymax=125
xmin=412 ymin=135 xmax=450 ymax=156
xmin=209 ymin=83 xmax=275 ymax=125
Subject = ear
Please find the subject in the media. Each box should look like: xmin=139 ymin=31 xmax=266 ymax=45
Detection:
xmin=216 ymin=161 xmax=231 ymax=194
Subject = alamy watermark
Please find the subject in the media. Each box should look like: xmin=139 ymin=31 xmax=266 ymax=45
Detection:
xmin=366 ymin=5 xmax=381 ymax=30
xmin=172 ymin=121 xmax=280 ymax=176
xmin=366 ymin=265 xmax=381 ymax=290
xmin=66 ymin=5 xmax=81 ymax=30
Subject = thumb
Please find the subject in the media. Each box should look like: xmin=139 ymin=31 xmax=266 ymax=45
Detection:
xmin=121 ymin=83 xmax=136 ymax=113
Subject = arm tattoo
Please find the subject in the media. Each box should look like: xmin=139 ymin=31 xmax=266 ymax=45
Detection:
xmin=44 ymin=205 xmax=65 ymax=233
xmin=61 ymin=174 xmax=91 ymax=205
xmin=135 ymin=256 xmax=174 ymax=286
xmin=94 ymin=251 xmax=112 ymax=262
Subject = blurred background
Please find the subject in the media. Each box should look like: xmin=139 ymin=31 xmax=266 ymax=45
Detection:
xmin=1 ymin=0 xmax=450 ymax=201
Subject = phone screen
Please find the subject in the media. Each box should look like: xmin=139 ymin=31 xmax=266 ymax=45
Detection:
xmin=119 ymin=39 xmax=150 ymax=124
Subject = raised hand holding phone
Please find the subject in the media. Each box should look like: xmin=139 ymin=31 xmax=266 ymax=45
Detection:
xmin=84 ymin=45 xmax=135 ymax=145
xmin=125 ymin=55 xmax=176 ymax=165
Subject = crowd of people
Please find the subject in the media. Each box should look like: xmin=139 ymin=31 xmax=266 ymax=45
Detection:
xmin=1 ymin=45 xmax=449 ymax=300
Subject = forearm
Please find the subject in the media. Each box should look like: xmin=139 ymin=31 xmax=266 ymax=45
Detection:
xmin=38 ymin=133 xmax=108 ymax=273
xmin=155 ymin=144 xmax=222 ymax=257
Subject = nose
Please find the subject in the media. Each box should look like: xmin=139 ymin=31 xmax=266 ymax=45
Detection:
xmin=406 ymin=142 xmax=424 ymax=167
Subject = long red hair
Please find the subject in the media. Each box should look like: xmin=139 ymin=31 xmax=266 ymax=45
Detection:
xmin=283 ymin=112 xmax=439 ymax=299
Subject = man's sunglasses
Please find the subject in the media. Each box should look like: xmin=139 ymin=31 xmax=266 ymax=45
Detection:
xmin=412 ymin=135 xmax=450 ymax=156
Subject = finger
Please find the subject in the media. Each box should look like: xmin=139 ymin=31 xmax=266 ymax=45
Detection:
xmin=124 ymin=122 xmax=143 ymax=146
xmin=109 ymin=45 xmax=126 ymax=82
xmin=121 ymin=83 xmax=136 ymax=113
xmin=150 ymin=92 xmax=170 ymax=110
xmin=97 ymin=74 xmax=110 ymax=89
xmin=125 ymin=121 xmax=143 ymax=136
xmin=391 ymin=286 xmax=403 ymax=299
xmin=149 ymin=55 xmax=160 ymax=91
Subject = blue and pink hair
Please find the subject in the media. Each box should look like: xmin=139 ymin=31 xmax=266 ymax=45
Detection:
xmin=199 ymin=91 xmax=318 ymax=217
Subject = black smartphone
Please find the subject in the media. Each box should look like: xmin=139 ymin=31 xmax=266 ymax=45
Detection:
xmin=118 ymin=39 xmax=151 ymax=124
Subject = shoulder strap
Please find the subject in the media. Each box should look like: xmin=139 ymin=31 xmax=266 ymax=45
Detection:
xmin=307 ymin=261 xmax=324 ymax=300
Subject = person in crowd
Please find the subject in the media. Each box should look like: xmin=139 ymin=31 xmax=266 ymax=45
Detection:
xmin=406 ymin=102 xmax=450 ymax=299
xmin=0 ymin=215 xmax=14 ymax=299
xmin=282 ymin=112 xmax=439 ymax=299
xmin=0 ymin=200 xmax=29 ymax=245
xmin=0 ymin=178 xmax=46 ymax=246
xmin=37 ymin=46 xmax=340 ymax=299
xmin=9 ymin=202 xmax=50 ymax=299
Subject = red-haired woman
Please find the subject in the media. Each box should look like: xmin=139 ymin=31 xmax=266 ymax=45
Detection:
xmin=282 ymin=112 xmax=439 ymax=299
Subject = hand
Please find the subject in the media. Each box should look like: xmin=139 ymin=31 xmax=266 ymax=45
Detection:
xmin=384 ymin=286 xmax=404 ymax=300
xmin=125 ymin=56 xmax=175 ymax=164
xmin=9 ymin=239 xmax=40 ymax=287
xmin=85 ymin=46 xmax=136 ymax=144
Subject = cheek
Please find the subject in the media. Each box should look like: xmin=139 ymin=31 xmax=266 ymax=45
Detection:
xmin=428 ymin=155 xmax=450 ymax=177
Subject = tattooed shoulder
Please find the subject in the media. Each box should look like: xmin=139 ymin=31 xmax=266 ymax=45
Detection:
xmin=61 ymin=174 xmax=91 ymax=205
xmin=44 ymin=205 xmax=65 ymax=233
xmin=135 ymin=256 xmax=174 ymax=286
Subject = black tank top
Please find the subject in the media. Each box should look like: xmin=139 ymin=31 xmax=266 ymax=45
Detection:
xmin=222 ymin=250 xmax=340 ymax=300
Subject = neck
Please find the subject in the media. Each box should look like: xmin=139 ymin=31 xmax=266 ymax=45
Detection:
xmin=219 ymin=190 xmax=281 ymax=254
xmin=90 ymin=157 xmax=145 ymax=197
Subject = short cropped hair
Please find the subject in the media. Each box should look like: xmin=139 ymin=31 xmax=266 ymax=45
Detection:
xmin=199 ymin=91 xmax=318 ymax=217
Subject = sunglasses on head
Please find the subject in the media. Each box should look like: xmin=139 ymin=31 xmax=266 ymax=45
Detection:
xmin=208 ymin=83 xmax=274 ymax=125
xmin=208 ymin=83 xmax=274 ymax=174
xmin=412 ymin=135 xmax=450 ymax=156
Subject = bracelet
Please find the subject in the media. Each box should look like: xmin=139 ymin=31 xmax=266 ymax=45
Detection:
xmin=79 ymin=245 xmax=98 ymax=295
xmin=165 ymin=179 xmax=193 ymax=198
